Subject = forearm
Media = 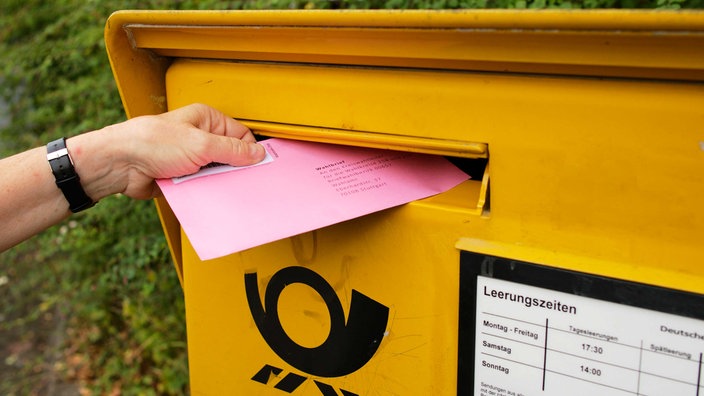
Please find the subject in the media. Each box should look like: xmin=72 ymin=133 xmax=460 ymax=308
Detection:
xmin=0 ymin=146 xmax=70 ymax=250
xmin=0 ymin=129 xmax=125 ymax=251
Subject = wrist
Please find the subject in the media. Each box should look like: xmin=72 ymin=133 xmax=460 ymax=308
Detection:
xmin=66 ymin=126 xmax=129 ymax=202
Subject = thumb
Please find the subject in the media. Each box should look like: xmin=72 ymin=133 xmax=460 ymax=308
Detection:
xmin=204 ymin=134 xmax=266 ymax=166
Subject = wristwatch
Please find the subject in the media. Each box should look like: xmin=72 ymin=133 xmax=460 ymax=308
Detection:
xmin=47 ymin=137 xmax=95 ymax=213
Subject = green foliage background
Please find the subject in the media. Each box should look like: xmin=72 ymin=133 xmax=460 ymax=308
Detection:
xmin=1 ymin=0 xmax=702 ymax=395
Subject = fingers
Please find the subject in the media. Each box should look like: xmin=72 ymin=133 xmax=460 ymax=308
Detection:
xmin=168 ymin=103 xmax=266 ymax=166
xmin=169 ymin=103 xmax=255 ymax=140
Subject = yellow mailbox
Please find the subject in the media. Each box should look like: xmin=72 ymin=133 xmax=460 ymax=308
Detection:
xmin=105 ymin=10 xmax=704 ymax=395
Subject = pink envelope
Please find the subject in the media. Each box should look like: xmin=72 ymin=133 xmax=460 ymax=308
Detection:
xmin=157 ymin=138 xmax=469 ymax=260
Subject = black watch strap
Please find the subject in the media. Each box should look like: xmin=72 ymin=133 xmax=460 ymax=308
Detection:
xmin=47 ymin=137 xmax=95 ymax=213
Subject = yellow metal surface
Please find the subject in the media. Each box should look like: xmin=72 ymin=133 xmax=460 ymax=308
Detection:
xmin=246 ymin=121 xmax=489 ymax=159
xmin=132 ymin=26 xmax=704 ymax=80
xmin=105 ymin=9 xmax=704 ymax=395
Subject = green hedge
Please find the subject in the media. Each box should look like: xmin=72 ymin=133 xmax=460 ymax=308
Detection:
xmin=1 ymin=0 xmax=701 ymax=395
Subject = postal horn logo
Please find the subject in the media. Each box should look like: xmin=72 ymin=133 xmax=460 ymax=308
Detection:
xmin=245 ymin=266 xmax=390 ymax=378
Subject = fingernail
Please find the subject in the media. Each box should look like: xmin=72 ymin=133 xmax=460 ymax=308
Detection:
xmin=249 ymin=142 xmax=265 ymax=158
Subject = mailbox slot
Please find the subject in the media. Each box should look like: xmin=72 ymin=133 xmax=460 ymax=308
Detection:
xmin=165 ymin=58 xmax=493 ymax=217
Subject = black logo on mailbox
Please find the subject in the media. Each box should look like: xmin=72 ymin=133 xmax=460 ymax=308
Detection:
xmin=245 ymin=266 xmax=390 ymax=378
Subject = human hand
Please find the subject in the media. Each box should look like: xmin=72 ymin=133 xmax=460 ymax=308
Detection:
xmin=72 ymin=103 xmax=266 ymax=200
xmin=0 ymin=103 xmax=265 ymax=250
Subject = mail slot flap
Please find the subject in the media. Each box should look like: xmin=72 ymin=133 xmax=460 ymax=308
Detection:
xmin=246 ymin=121 xmax=487 ymax=159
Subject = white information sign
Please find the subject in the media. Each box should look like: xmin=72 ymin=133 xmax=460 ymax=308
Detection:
xmin=474 ymin=276 xmax=704 ymax=396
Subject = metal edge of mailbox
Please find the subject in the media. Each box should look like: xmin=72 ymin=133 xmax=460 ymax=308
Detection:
xmin=104 ymin=9 xmax=704 ymax=287
xmin=106 ymin=8 xmax=704 ymax=29
xmin=105 ymin=12 xmax=182 ymax=283
xmin=115 ymin=9 xmax=704 ymax=82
